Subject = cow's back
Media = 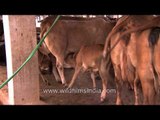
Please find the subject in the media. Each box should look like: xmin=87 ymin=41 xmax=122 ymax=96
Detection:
xmin=63 ymin=18 xmax=115 ymax=54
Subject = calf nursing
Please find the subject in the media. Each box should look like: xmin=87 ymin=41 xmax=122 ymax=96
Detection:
xmin=68 ymin=44 xmax=109 ymax=102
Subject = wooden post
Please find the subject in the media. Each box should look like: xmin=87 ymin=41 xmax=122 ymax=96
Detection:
xmin=3 ymin=15 xmax=40 ymax=105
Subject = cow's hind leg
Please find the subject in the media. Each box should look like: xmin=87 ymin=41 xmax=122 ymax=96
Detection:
xmin=56 ymin=59 xmax=67 ymax=86
xmin=99 ymin=71 xmax=107 ymax=102
xmin=68 ymin=65 xmax=82 ymax=88
xmin=114 ymin=65 xmax=123 ymax=105
xmin=134 ymin=72 xmax=140 ymax=105
xmin=99 ymin=58 xmax=110 ymax=102
xmin=90 ymin=72 xmax=96 ymax=89
xmin=49 ymin=53 xmax=61 ymax=82
xmin=141 ymin=77 xmax=156 ymax=105
xmin=52 ymin=66 xmax=61 ymax=83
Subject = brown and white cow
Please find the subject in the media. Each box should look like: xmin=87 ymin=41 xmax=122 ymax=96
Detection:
xmin=40 ymin=16 xmax=116 ymax=86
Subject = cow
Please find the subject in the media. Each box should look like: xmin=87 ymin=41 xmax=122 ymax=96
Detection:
xmin=67 ymin=44 xmax=110 ymax=102
xmin=125 ymin=27 xmax=160 ymax=104
xmin=38 ymin=42 xmax=62 ymax=85
xmin=103 ymin=15 xmax=160 ymax=105
xmin=110 ymin=29 xmax=142 ymax=105
xmin=40 ymin=16 xmax=116 ymax=86
xmin=120 ymin=16 xmax=160 ymax=105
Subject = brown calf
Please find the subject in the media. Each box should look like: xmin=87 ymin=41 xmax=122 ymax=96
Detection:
xmin=68 ymin=44 xmax=109 ymax=102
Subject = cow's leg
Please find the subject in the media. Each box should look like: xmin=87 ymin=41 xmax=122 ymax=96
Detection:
xmin=99 ymin=58 xmax=109 ymax=102
xmin=68 ymin=65 xmax=81 ymax=88
xmin=153 ymin=38 xmax=160 ymax=98
xmin=99 ymin=73 xmax=107 ymax=102
xmin=138 ymin=65 xmax=157 ymax=105
xmin=126 ymin=56 xmax=135 ymax=90
xmin=52 ymin=66 xmax=61 ymax=82
xmin=48 ymin=54 xmax=61 ymax=82
xmin=114 ymin=65 xmax=123 ymax=105
xmin=39 ymin=71 xmax=49 ymax=85
xmin=140 ymin=75 xmax=156 ymax=105
xmin=56 ymin=60 xmax=67 ymax=86
xmin=148 ymin=80 xmax=157 ymax=105
xmin=134 ymin=72 xmax=139 ymax=105
xmin=115 ymin=78 xmax=123 ymax=105
xmin=143 ymin=79 xmax=156 ymax=105
xmin=90 ymin=72 xmax=96 ymax=89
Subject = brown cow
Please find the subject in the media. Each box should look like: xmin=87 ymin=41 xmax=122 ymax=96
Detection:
xmin=128 ymin=28 xmax=160 ymax=104
xmin=38 ymin=42 xmax=61 ymax=83
xmin=40 ymin=16 xmax=116 ymax=86
xmin=120 ymin=16 xmax=160 ymax=104
xmin=68 ymin=44 xmax=109 ymax=102
xmin=110 ymin=32 xmax=128 ymax=104
xmin=111 ymin=31 xmax=141 ymax=105
xmin=103 ymin=15 xmax=160 ymax=105
xmin=102 ymin=16 xmax=135 ymax=104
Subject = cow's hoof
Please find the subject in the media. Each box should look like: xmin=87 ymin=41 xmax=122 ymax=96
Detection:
xmin=93 ymin=87 xmax=96 ymax=90
xmin=95 ymin=76 xmax=101 ymax=80
xmin=100 ymin=97 xmax=105 ymax=102
xmin=116 ymin=99 xmax=123 ymax=105
xmin=47 ymin=82 xmax=51 ymax=86
xmin=100 ymin=90 xmax=106 ymax=102
xmin=66 ymin=87 xmax=71 ymax=90
xmin=44 ymin=81 xmax=50 ymax=86
xmin=62 ymin=83 xmax=68 ymax=88
xmin=127 ymin=84 xmax=134 ymax=91
xmin=57 ymin=80 xmax=62 ymax=84
xmin=134 ymin=100 xmax=139 ymax=105
xmin=56 ymin=79 xmax=62 ymax=83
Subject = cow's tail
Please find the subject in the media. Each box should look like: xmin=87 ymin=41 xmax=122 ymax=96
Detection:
xmin=148 ymin=27 xmax=160 ymax=94
xmin=103 ymin=16 xmax=130 ymax=58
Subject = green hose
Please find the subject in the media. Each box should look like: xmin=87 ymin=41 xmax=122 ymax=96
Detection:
xmin=0 ymin=15 xmax=61 ymax=89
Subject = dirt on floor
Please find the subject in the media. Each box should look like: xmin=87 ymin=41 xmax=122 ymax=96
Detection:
xmin=39 ymin=68 xmax=140 ymax=105
xmin=0 ymin=63 xmax=160 ymax=105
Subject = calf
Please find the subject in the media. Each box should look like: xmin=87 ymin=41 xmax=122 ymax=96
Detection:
xmin=68 ymin=44 xmax=109 ymax=102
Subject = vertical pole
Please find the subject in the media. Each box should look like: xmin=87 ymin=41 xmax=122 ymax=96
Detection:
xmin=3 ymin=15 xmax=39 ymax=105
